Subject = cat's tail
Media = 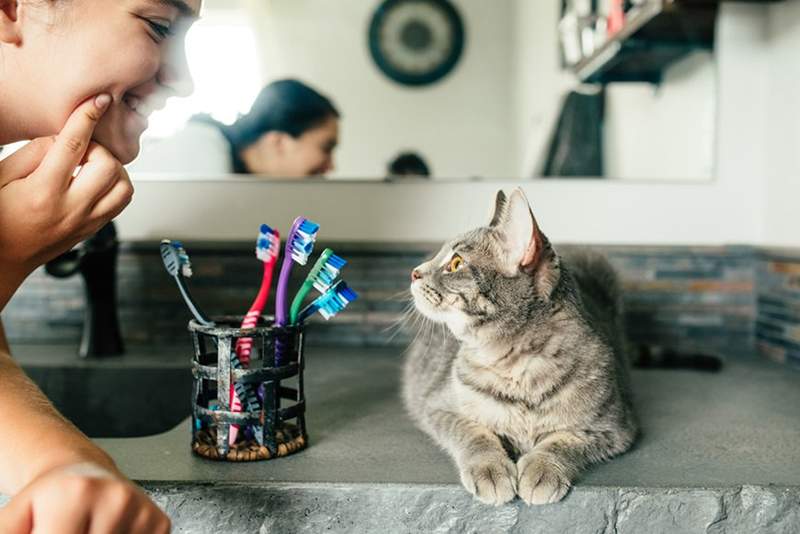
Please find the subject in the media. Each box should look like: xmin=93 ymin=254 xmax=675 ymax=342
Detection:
xmin=632 ymin=344 xmax=723 ymax=372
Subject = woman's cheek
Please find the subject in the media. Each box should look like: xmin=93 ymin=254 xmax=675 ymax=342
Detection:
xmin=119 ymin=39 xmax=162 ymax=85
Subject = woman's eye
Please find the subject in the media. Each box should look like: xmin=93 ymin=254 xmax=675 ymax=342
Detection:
xmin=145 ymin=19 xmax=173 ymax=41
xmin=446 ymin=254 xmax=463 ymax=273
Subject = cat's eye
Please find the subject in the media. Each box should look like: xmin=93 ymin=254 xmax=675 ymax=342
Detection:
xmin=446 ymin=254 xmax=464 ymax=273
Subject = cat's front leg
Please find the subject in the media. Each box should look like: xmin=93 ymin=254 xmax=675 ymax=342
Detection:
xmin=428 ymin=409 xmax=517 ymax=505
xmin=516 ymin=431 xmax=589 ymax=505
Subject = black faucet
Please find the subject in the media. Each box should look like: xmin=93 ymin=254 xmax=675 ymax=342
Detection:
xmin=45 ymin=221 xmax=125 ymax=358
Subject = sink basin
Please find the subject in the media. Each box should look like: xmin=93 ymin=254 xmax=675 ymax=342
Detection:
xmin=14 ymin=345 xmax=192 ymax=438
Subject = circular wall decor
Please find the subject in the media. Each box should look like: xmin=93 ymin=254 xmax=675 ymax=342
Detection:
xmin=368 ymin=0 xmax=466 ymax=87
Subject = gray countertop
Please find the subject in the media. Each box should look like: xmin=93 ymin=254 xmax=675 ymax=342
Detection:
xmin=7 ymin=346 xmax=800 ymax=532
xmin=87 ymin=347 xmax=800 ymax=489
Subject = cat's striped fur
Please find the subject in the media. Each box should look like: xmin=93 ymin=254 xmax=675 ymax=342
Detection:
xmin=403 ymin=189 xmax=637 ymax=505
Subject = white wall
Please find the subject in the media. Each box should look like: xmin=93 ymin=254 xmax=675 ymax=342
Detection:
xmin=250 ymin=0 xmax=516 ymax=180
xmin=764 ymin=1 xmax=800 ymax=248
xmin=604 ymin=52 xmax=716 ymax=180
xmin=511 ymin=0 xmax=573 ymax=178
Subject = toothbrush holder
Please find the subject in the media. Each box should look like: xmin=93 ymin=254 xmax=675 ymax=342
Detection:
xmin=189 ymin=315 xmax=307 ymax=461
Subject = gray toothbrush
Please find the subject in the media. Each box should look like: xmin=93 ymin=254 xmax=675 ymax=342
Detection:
xmin=160 ymin=239 xmax=214 ymax=327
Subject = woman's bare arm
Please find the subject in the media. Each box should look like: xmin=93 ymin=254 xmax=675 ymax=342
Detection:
xmin=0 ymin=317 xmax=119 ymax=494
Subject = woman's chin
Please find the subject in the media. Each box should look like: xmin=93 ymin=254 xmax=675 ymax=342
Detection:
xmin=94 ymin=134 xmax=141 ymax=165
xmin=93 ymin=112 xmax=146 ymax=164
xmin=109 ymin=140 xmax=140 ymax=165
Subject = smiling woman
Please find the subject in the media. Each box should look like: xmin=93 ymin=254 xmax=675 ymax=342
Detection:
xmin=0 ymin=0 xmax=198 ymax=163
xmin=0 ymin=0 xmax=201 ymax=532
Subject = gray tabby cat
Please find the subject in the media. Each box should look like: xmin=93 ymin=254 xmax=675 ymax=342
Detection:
xmin=403 ymin=188 xmax=637 ymax=505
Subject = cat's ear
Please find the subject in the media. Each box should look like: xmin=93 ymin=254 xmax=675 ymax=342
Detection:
xmin=500 ymin=188 xmax=544 ymax=269
xmin=488 ymin=190 xmax=508 ymax=227
xmin=497 ymin=189 xmax=560 ymax=295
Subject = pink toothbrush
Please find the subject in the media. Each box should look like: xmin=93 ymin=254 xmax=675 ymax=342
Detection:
xmin=229 ymin=224 xmax=280 ymax=445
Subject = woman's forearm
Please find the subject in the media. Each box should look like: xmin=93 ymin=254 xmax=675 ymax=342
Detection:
xmin=0 ymin=262 xmax=30 ymax=312
xmin=0 ymin=317 xmax=9 ymax=354
xmin=0 ymin=319 xmax=119 ymax=494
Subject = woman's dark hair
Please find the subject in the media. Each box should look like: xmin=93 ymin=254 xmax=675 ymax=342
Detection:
xmin=192 ymin=79 xmax=339 ymax=172
xmin=387 ymin=151 xmax=431 ymax=178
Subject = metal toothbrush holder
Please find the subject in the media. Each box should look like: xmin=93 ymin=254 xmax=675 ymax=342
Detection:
xmin=189 ymin=315 xmax=307 ymax=461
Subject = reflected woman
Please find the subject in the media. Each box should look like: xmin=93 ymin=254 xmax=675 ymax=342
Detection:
xmin=131 ymin=78 xmax=340 ymax=177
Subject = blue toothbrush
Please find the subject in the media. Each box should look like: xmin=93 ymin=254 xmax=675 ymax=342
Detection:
xmin=297 ymin=281 xmax=358 ymax=323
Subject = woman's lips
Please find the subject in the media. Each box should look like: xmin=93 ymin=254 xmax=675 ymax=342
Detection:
xmin=122 ymin=93 xmax=165 ymax=120
xmin=121 ymin=95 xmax=149 ymax=136
xmin=122 ymin=94 xmax=145 ymax=118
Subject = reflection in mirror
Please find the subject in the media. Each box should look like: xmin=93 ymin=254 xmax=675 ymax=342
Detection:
xmin=127 ymin=0 xmax=716 ymax=182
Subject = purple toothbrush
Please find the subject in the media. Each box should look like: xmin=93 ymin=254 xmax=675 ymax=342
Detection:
xmin=274 ymin=216 xmax=319 ymax=365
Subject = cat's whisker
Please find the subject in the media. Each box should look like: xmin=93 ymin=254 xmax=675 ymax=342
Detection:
xmin=382 ymin=295 xmax=421 ymax=340
xmin=387 ymin=288 xmax=414 ymax=302
xmin=384 ymin=309 xmax=417 ymax=342
xmin=386 ymin=303 xmax=418 ymax=332
xmin=410 ymin=313 xmax=433 ymax=350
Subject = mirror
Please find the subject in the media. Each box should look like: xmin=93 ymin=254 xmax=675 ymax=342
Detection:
xmin=127 ymin=0 xmax=716 ymax=182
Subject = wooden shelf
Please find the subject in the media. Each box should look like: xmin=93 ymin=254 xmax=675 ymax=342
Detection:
xmin=571 ymin=0 xmax=719 ymax=84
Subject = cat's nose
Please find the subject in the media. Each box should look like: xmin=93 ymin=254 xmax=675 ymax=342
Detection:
xmin=411 ymin=269 xmax=422 ymax=281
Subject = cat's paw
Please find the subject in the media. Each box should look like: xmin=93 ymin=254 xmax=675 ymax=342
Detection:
xmin=458 ymin=456 xmax=518 ymax=506
xmin=516 ymin=454 xmax=571 ymax=505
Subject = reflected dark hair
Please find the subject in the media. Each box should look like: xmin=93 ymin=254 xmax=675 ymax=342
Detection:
xmin=192 ymin=79 xmax=339 ymax=172
xmin=387 ymin=151 xmax=431 ymax=178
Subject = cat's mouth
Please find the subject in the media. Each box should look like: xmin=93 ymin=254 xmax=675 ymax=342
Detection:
xmin=411 ymin=283 xmax=446 ymax=320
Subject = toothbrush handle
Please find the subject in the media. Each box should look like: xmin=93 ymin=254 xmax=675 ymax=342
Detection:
xmin=273 ymin=254 xmax=296 ymax=365
xmin=274 ymin=216 xmax=304 ymax=330
xmin=289 ymin=280 xmax=315 ymax=325
xmin=229 ymin=260 xmax=275 ymax=445
xmin=298 ymin=301 xmax=319 ymax=324
xmin=274 ymin=254 xmax=293 ymax=327
xmin=176 ymin=276 xmax=212 ymax=326
xmin=235 ymin=261 xmax=275 ymax=366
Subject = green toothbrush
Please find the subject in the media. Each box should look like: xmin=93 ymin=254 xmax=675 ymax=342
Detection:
xmin=289 ymin=248 xmax=346 ymax=324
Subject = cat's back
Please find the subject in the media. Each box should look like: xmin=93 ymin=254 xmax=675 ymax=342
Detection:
xmin=561 ymin=248 xmax=634 ymax=399
xmin=561 ymin=248 xmax=622 ymax=316
xmin=560 ymin=248 xmax=628 ymax=360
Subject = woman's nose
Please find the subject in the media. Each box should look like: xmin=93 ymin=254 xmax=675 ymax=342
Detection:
xmin=411 ymin=269 xmax=422 ymax=281
xmin=159 ymin=41 xmax=195 ymax=98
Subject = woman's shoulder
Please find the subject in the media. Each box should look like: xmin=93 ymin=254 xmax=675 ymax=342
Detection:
xmin=127 ymin=120 xmax=233 ymax=176
xmin=174 ymin=119 xmax=229 ymax=144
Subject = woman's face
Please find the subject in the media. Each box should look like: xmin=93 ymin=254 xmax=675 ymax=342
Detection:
xmin=5 ymin=0 xmax=201 ymax=164
xmin=277 ymin=116 xmax=339 ymax=177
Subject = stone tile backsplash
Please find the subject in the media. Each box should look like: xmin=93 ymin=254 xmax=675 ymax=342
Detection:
xmin=756 ymin=249 xmax=800 ymax=367
xmin=3 ymin=242 xmax=793 ymax=366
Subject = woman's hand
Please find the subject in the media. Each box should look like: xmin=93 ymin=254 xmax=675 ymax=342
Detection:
xmin=0 ymin=462 xmax=171 ymax=534
xmin=0 ymin=94 xmax=133 ymax=309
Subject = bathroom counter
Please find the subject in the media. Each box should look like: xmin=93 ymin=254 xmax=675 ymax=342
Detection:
xmin=8 ymin=346 xmax=800 ymax=533
xmin=96 ymin=348 xmax=800 ymax=487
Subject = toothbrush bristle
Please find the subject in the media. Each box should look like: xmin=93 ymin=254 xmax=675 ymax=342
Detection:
xmin=171 ymin=241 xmax=193 ymax=277
xmin=290 ymin=219 xmax=320 ymax=265
xmin=312 ymin=253 xmax=347 ymax=293
xmin=255 ymin=224 xmax=280 ymax=262
xmin=316 ymin=281 xmax=357 ymax=320
xmin=327 ymin=254 xmax=347 ymax=271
